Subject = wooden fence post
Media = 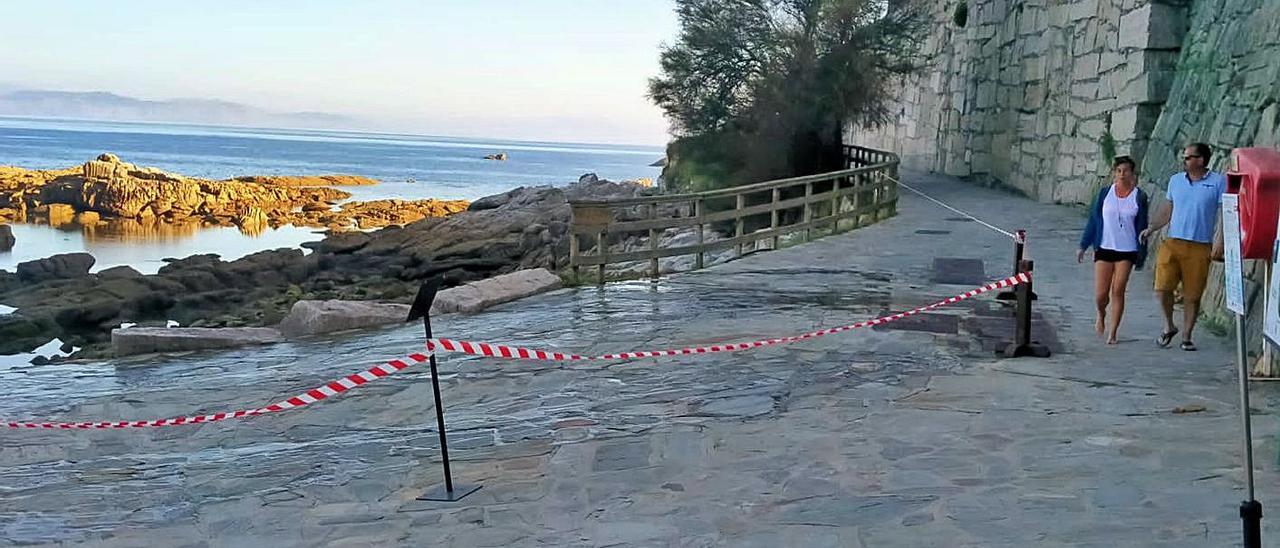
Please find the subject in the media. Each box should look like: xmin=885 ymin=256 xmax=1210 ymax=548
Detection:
xmin=770 ymin=188 xmax=781 ymax=249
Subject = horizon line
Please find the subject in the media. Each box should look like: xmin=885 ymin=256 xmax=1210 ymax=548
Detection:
xmin=0 ymin=114 xmax=672 ymax=150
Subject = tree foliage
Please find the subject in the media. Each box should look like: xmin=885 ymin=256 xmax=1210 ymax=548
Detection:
xmin=650 ymin=0 xmax=925 ymax=192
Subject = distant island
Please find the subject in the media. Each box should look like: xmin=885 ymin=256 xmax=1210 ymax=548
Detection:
xmin=0 ymin=90 xmax=356 ymax=130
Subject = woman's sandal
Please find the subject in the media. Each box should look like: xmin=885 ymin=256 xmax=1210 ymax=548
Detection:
xmin=1157 ymin=328 xmax=1179 ymax=348
xmin=1181 ymin=341 xmax=1197 ymax=351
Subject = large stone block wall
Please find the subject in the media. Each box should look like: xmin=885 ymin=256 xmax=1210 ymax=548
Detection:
xmin=852 ymin=0 xmax=1280 ymax=366
xmin=849 ymin=0 xmax=1187 ymax=204
xmin=1150 ymin=0 xmax=1280 ymax=367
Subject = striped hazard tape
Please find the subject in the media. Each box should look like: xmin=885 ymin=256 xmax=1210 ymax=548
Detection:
xmin=5 ymin=272 xmax=1030 ymax=430
xmin=4 ymin=352 xmax=432 ymax=429
xmin=428 ymin=272 xmax=1030 ymax=361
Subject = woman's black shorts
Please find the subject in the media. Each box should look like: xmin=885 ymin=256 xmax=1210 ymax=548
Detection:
xmin=1094 ymin=248 xmax=1139 ymax=263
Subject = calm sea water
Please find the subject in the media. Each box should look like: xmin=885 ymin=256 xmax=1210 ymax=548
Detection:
xmin=0 ymin=117 xmax=665 ymax=274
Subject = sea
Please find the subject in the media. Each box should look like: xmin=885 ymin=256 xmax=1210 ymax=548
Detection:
xmin=0 ymin=117 xmax=665 ymax=274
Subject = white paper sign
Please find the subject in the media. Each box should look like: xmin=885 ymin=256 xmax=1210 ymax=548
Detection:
xmin=1266 ymin=226 xmax=1280 ymax=345
xmin=1223 ymin=194 xmax=1245 ymax=315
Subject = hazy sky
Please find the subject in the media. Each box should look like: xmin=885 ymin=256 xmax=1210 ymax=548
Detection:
xmin=0 ymin=1 xmax=680 ymax=145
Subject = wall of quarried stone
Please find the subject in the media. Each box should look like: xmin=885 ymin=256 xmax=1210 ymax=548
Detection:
xmin=852 ymin=0 xmax=1280 ymax=368
xmin=849 ymin=0 xmax=1187 ymax=205
xmin=1150 ymin=0 xmax=1280 ymax=369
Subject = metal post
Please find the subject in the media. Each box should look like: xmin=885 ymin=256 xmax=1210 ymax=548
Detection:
xmin=1001 ymin=260 xmax=1051 ymax=358
xmin=409 ymin=278 xmax=481 ymax=502
xmin=1236 ymin=312 xmax=1263 ymax=548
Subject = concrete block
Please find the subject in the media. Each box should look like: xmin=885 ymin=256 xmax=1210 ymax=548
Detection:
xmin=278 ymin=300 xmax=411 ymax=338
xmin=431 ymin=268 xmax=563 ymax=315
xmin=113 ymin=327 xmax=283 ymax=357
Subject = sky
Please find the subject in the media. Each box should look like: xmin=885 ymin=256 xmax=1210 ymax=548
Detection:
xmin=0 ymin=0 xmax=680 ymax=146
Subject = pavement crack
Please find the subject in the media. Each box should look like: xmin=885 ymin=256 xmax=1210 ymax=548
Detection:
xmin=991 ymin=367 xmax=1155 ymax=390
xmin=895 ymin=404 xmax=984 ymax=415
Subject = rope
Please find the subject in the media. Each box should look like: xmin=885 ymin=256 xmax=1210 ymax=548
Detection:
xmin=886 ymin=175 xmax=1018 ymax=240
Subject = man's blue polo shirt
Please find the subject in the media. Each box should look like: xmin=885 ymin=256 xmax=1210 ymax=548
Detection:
xmin=1166 ymin=170 xmax=1226 ymax=243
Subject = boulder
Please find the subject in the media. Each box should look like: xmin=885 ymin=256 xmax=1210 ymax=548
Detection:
xmin=36 ymin=203 xmax=76 ymax=225
xmin=98 ymin=265 xmax=144 ymax=279
xmin=112 ymin=326 xmax=283 ymax=356
xmin=627 ymin=177 xmax=655 ymax=188
xmin=302 ymin=231 xmax=370 ymax=254
xmin=234 ymin=206 xmax=270 ymax=234
xmin=75 ymin=211 xmax=101 ymax=225
xmin=278 ymin=300 xmax=411 ymax=338
xmin=467 ymin=189 xmax=519 ymax=211
xmin=431 ymin=268 xmax=563 ymax=314
xmin=0 ymin=314 xmax=54 ymax=354
xmin=0 ymin=223 xmax=13 ymax=251
xmin=578 ymin=173 xmax=600 ymax=184
xmin=54 ymin=299 xmax=122 ymax=329
xmin=16 ymin=253 xmax=95 ymax=282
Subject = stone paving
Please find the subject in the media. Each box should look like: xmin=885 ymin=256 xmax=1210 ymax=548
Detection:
xmin=2 ymin=170 xmax=1277 ymax=547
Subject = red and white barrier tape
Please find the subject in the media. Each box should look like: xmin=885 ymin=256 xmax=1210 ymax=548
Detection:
xmin=5 ymin=273 xmax=1030 ymax=429
xmin=4 ymin=352 xmax=431 ymax=429
xmin=428 ymin=272 xmax=1031 ymax=361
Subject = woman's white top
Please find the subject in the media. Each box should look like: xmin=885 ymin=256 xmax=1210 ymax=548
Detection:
xmin=1101 ymin=184 xmax=1139 ymax=252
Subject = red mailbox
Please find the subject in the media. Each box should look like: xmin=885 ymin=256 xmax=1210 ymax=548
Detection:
xmin=1227 ymin=147 xmax=1280 ymax=259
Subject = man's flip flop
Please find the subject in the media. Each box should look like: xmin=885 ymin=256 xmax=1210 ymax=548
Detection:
xmin=1181 ymin=341 xmax=1197 ymax=351
xmin=1157 ymin=328 xmax=1179 ymax=347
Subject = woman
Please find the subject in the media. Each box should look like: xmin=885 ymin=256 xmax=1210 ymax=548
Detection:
xmin=1077 ymin=156 xmax=1150 ymax=345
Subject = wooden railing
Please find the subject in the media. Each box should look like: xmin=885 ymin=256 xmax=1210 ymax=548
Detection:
xmin=568 ymin=144 xmax=899 ymax=282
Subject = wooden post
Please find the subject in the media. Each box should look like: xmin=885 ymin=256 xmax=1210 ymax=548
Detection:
xmin=887 ymin=163 xmax=899 ymax=216
xmin=569 ymin=232 xmax=580 ymax=284
xmin=649 ymin=203 xmax=659 ymax=280
xmin=830 ymin=177 xmax=841 ymax=234
xmin=872 ymin=173 xmax=883 ymax=221
xmin=770 ymin=188 xmax=781 ymax=250
xmin=851 ymin=174 xmax=863 ymax=229
xmin=735 ymin=193 xmax=745 ymax=257
xmin=695 ymin=198 xmax=705 ymax=269
xmin=803 ymin=182 xmax=813 ymax=242
xmin=596 ymin=230 xmax=606 ymax=284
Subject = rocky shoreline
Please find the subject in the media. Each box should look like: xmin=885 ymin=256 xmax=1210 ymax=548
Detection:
xmin=0 ymin=172 xmax=662 ymax=359
xmin=0 ymin=154 xmax=470 ymax=232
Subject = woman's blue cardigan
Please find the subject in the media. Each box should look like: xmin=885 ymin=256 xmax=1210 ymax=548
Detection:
xmin=1079 ymin=185 xmax=1150 ymax=269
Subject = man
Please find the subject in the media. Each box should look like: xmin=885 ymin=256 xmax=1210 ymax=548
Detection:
xmin=1139 ymin=143 xmax=1226 ymax=351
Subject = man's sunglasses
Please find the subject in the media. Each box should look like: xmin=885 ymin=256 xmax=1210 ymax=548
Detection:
xmin=1184 ymin=155 xmax=1202 ymax=160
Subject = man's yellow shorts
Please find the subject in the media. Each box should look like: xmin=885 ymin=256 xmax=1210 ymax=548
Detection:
xmin=1154 ymin=238 xmax=1212 ymax=300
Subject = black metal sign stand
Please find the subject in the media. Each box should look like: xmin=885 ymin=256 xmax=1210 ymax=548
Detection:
xmin=408 ymin=278 xmax=481 ymax=502
xmin=1235 ymin=310 xmax=1263 ymax=548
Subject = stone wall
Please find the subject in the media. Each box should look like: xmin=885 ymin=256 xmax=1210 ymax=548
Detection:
xmin=849 ymin=0 xmax=1188 ymax=204
xmin=851 ymin=0 xmax=1280 ymax=368
xmin=1150 ymin=0 xmax=1280 ymax=369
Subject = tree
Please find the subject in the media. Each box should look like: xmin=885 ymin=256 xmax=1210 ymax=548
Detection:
xmin=650 ymin=0 xmax=924 ymax=192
